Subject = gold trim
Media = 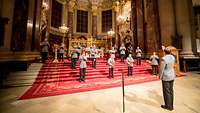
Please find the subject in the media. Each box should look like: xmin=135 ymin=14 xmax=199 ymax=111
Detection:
xmin=0 ymin=52 xmax=40 ymax=62
xmin=49 ymin=27 xmax=65 ymax=36
xmin=56 ymin=0 xmax=66 ymax=5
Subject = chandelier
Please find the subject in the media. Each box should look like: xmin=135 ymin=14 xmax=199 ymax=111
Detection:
xmin=107 ymin=29 xmax=115 ymax=37
xmin=59 ymin=24 xmax=69 ymax=33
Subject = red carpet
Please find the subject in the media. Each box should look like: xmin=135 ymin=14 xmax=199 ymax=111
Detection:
xmin=20 ymin=58 xmax=159 ymax=100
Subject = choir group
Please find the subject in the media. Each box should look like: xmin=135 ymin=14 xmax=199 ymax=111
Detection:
xmin=40 ymin=39 xmax=159 ymax=82
xmin=69 ymin=44 xmax=159 ymax=82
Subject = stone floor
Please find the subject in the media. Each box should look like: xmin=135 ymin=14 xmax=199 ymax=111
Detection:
xmin=0 ymin=72 xmax=199 ymax=113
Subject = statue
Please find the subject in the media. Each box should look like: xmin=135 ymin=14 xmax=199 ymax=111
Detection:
xmin=53 ymin=44 xmax=59 ymax=63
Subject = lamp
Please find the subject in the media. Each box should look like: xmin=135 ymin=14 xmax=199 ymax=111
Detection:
xmin=58 ymin=24 xmax=69 ymax=60
xmin=107 ymin=29 xmax=115 ymax=48
xmin=59 ymin=24 xmax=69 ymax=43
xmin=107 ymin=29 xmax=115 ymax=37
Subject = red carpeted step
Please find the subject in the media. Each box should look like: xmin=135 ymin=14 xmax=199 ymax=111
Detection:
xmin=19 ymin=59 xmax=159 ymax=100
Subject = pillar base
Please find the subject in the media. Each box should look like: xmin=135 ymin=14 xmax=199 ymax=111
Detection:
xmin=180 ymin=51 xmax=198 ymax=59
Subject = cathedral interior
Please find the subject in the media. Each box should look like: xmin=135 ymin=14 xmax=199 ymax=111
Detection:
xmin=0 ymin=0 xmax=200 ymax=113
xmin=0 ymin=0 xmax=200 ymax=79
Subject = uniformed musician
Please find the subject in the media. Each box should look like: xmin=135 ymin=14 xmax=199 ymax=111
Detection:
xmin=79 ymin=50 xmax=87 ymax=82
xmin=120 ymin=44 xmax=126 ymax=63
xmin=90 ymin=45 xmax=97 ymax=68
xmin=71 ymin=47 xmax=78 ymax=69
xmin=126 ymin=53 xmax=134 ymax=76
xmin=108 ymin=54 xmax=115 ymax=78
xmin=136 ymin=46 xmax=142 ymax=65
xmin=150 ymin=52 xmax=159 ymax=75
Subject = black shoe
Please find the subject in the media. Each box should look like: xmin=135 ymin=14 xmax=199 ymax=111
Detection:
xmin=161 ymin=105 xmax=174 ymax=111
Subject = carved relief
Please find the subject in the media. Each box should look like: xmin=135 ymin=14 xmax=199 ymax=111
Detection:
xmin=40 ymin=0 xmax=49 ymax=41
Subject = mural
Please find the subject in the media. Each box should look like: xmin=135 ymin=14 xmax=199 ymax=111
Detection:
xmin=11 ymin=0 xmax=29 ymax=51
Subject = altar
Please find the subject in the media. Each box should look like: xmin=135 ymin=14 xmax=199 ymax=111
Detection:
xmin=67 ymin=34 xmax=106 ymax=58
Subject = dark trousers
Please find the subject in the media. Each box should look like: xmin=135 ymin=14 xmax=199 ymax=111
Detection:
xmin=152 ymin=65 xmax=158 ymax=75
xmin=128 ymin=66 xmax=133 ymax=76
xmin=60 ymin=53 xmax=64 ymax=62
xmin=121 ymin=54 xmax=125 ymax=62
xmin=92 ymin=58 xmax=96 ymax=68
xmin=72 ymin=58 xmax=77 ymax=69
xmin=136 ymin=57 xmax=141 ymax=65
xmin=109 ymin=68 xmax=114 ymax=78
xmin=41 ymin=52 xmax=48 ymax=63
xmin=162 ymin=80 xmax=174 ymax=109
xmin=80 ymin=68 xmax=86 ymax=81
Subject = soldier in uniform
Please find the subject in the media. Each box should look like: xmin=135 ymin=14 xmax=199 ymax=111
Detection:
xmin=71 ymin=47 xmax=78 ymax=69
xmin=136 ymin=46 xmax=142 ymax=65
xmin=159 ymin=47 xmax=175 ymax=111
xmin=126 ymin=53 xmax=134 ymax=76
xmin=120 ymin=44 xmax=126 ymax=63
xmin=90 ymin=45 xmax=97 ymax=68
xmin=108 ymin=54 xmax=115 ymax=78
xmin=79 ymin=50 xmax=87 ymax=82
xmin=150 ymin=52 xmax=159 ymax=75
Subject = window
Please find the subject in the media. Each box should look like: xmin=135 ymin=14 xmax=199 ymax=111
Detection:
xmin=51 ymin=0 xmax=62 ymax=28
xmin=102 ymin=10 xmax=112 ymax=33
xmin=76 ymin=10 xmax=88 ymax=33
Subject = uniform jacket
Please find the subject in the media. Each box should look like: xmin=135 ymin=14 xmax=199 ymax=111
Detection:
xmin=90 ymin=48 xmax=97 ymax=58
xmin=60 ymin=47 xmax=64 ymax=54
xmin=71 ymin=50 xmax=78 ymax=58
xmin=108 ymin=58 xmax=114 ymax=68
xmin=136 ymin=48 xmax=142 ymax=58
xmin=79 ymin=55 xmax=87 ymax=68
xmin=160 ymin=54 xmax=175 ymax=81
xmin=120 ymin=46 xmax=126 ymax=55
xmin=126 ymin=56 xmax=134 ymax=67
xmin=150 ymin=55 xmax=159 ymax=65
xmin=40 ymin=41 xmax=49 ymax=52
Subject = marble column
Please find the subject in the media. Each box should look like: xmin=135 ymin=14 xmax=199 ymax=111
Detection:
xmin=157 ymin=0 xmax=175 ymax=47
xmin=145 ymin=0 xmax=160 ymax=55
xmin=88 ymin=8 xmax=93 ymax=37
xmin=136 ymin=0 xmax=144 ymax=52
xmin=33 ymin=0 xmax=42 ymax=52
xmin=25 ymin=0 xmax=35 ymax=51
xmin=131 ymin=0 xmax=138 ymax=50
xmin=92 ymin=5 xmax=98 ymax=39
xmin=175 ymin=0 xmax=195 ymax=58
xmin=62 ymin=2 xmax=68 ymax=26
xmin=67 ymin=1 xmax=75 ymax=36
xmin=113 ymin=11 xmax=117 ymax=46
